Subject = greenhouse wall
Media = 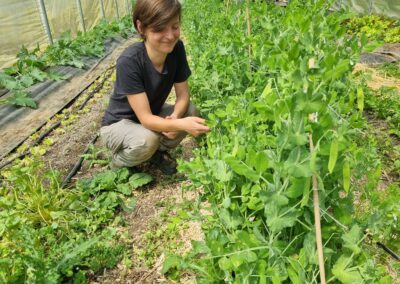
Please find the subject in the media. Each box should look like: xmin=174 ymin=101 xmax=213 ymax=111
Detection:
xmin=338 ymin=0 xmax=400 ymax=19
xmin=0 ymin=0 xmax=131 ymax=70
xmin=0 ymin=0 xmax=398 ymax=70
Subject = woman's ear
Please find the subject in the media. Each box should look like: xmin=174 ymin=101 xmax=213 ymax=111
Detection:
xmin=136 ymin=20 xmax=143 ymax=35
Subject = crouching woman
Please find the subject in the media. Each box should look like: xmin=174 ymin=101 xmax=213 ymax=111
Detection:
xmin=100 ymin=0 xmax=210 ymax=174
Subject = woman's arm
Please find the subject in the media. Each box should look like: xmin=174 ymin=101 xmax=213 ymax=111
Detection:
xmin=127 ymin=93 xmax=209 ymax=136
xmin=170 ymin=80 xmax=190 ymax=119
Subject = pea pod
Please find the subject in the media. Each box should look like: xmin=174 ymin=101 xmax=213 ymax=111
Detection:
xmin=328 ymin=138 xmax=338 ymax=174
xmin=343 ymin=160 xmax=350 ymax=192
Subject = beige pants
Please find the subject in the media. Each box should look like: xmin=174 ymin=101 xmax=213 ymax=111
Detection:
xmin=100 ymin=103 xmax=199 ymax=168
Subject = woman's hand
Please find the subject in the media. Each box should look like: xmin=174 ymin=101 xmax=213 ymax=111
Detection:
xmin=162 ymin=115 xmax=180 ymax=139
xmin=180 ymin=117 xmax=210 ymax=137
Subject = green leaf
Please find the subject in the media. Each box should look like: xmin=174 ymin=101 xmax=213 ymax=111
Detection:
xmin=285 ymin=147 xmax=313 ymax=178
xmin=7 ymin=91 xmax=37 ymax=108
xmin=230 ymin=254 xmax=244 ymax=268
xmin=254 ymin=152 xmax=269 ymax=173
xmin=332 ymin=256 xmax=363 ymax=284
xmin=342 ymin=225 xmax=362 ymax=254
xmin=121 ymin=198 xmax=136 ymax=212
xmin=91 ymin=170 xmax=117 ymax=191
xmin=324 ymin=59 xmax=350 ymax=80
xmin=328 ymin=138 xmax=338 ymax=173
xmin=219 ymin=208 xmax=242 ymax=229
xmin=47 ymin=72 xmax=66 ymax=81
xmin=286 ymin=178 xmax=307 ymax=198
xmin=261 ymin=80 xmax=272 ymax=99
xmin=287 ymin=267 xmax=301 ymax=284
xmin=116 ymin=183 xmax=131 ymax=195
xmin=225 ymin=156 xmax=259 ymax=182
xmin=265 ymin=196 xmax=298 ymax=233
xmin=128 ymin=173 xmax=153 ymax=189
xmin=218 ymin=257 xmax=232 ymax=270
xmin=214 ymin=160 xmax=232 ymax=182
xmin=116 ymin=167 xmax=130 ymax=183
xmin=162 ymin=255 xmax=181 ymax=274
xmin=30 ymin=67 xmax=47 ymax=82
xmin=19 ymin=74 xmax=34 ymax=87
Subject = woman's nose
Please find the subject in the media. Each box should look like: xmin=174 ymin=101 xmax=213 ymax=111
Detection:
xmin=165 ymin=29 xmax=175 ymax=39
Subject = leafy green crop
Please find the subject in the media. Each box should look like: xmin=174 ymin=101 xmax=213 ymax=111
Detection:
xmin=0 ymin=158 xmax=151 ymax=283
xmin=168 ymin=0 xmax=395 ymax=282
xmin=0 ymin=16 xmax=133 ymax=109
xmin=365 ymin=86 xmax=400 ymax=137
xmin=346 ymin=15 xmax=400 ymax=44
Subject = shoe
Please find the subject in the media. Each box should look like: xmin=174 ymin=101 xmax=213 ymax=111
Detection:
xmin=149 ymin=150 xmax=177 ymax=175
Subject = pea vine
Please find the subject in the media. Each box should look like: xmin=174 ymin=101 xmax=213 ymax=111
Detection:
xmin=166 ymin=0 xmax=395 ymax=282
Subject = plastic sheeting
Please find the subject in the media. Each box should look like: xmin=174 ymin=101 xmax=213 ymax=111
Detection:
xmin=337 ymin=0 xmax=400 ymax=19
xmin=0 ymin=0 xmax=398 ymax=70
xmin=0 ymin=0 xmax=131 ymax=70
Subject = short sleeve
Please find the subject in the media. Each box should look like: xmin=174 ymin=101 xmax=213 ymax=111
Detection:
xmin=115 ymin=55 xmax=145 ymax=96
xmin=174 ymin=41 xmax=192 ymax=83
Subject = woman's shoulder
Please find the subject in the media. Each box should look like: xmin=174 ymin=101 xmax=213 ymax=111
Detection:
xmin=117 ymin=41 xmax=145 ymax=66
xmin=171 ymin=39 xmax=187 ymax=55
xmin=119 ymin=42 xmax=145 ymax=60
xmin=174 ymin=39 xmax=185 ymax=50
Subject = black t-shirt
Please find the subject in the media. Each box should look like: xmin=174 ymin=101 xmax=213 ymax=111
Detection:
xmin=101 ymin=40 xmax=191 ymax=126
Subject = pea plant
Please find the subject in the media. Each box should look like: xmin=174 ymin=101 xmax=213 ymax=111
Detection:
xmin=170 ymin=0 xmax=394 ymax=282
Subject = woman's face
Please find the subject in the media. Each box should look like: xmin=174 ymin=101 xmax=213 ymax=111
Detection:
xmin=142 ymin=17 xmax=181 ymax=55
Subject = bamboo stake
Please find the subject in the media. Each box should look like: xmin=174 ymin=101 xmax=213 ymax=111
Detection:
xmin=245 ymin=0 xmax=252 ymax=59
xmin=308 ymin=113 xmax=326 ymax=284
xmin=245 ymin=0 xmax=252 ymax=75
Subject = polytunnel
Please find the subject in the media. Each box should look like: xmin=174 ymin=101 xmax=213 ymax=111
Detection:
xmin=0 ymin=0 xmax=399 ymax=283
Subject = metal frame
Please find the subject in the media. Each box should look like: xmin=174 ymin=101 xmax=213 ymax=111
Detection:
xmin=36 ymin=0 xmax=53 ymax=45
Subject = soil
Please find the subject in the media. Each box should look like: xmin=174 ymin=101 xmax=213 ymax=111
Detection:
xmin=353 ymin=63 xmax=400 ymax=282
xmin=354 ymin=63 xmax=400 ymax=91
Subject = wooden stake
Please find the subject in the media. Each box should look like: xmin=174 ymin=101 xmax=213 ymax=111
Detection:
xmin=245 ymin=0 xmax=252 ymax=65
xmin=308 ymin=113 xmax=326 ymax=284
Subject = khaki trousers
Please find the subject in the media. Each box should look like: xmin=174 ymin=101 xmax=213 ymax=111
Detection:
xmin=100 ymin=103 xmax=199 ymax=168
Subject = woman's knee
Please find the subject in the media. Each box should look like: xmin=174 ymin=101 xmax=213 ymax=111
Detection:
xmin=124 ymin=132 xmax=160 ymax=161
xmin=186 ymin=102 xmax=200 ymax=117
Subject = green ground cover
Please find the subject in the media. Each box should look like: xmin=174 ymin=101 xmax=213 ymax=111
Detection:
xmin=0 ymin=148 xmax=152 ymax=282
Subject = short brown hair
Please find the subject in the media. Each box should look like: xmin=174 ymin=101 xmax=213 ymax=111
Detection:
xmin=133 ymin=0 xmax=181 ymax=39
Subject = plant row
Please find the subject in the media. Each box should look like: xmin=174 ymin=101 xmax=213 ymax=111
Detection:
xmin=346 ymin=15 xmax=400 ymax=44
xmin=0 ymin=156 xmax=152 ymax=283
xmin=0 ymin=17 xmax=134 ymax=108
xmin=0 ymin=72 xmax=153 ymax=283
xmin=168 ymin=0 xmax=397 ymax=282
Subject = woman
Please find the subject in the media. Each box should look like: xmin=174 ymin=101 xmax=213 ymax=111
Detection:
xmin=100 ymin=0 xmax=210 ymax=174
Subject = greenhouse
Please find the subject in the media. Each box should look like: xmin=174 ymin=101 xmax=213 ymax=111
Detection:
xmin=0 ymin=0 xmax=399 ymax=283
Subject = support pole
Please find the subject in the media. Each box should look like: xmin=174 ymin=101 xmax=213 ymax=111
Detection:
xmin=36 ymin=0 xmax=53 ymax=45
xmin=245 ymin=0 xmax=252 ymax=75
xmin=100 ymin=0 xmax=106 ymax=20
xmin=308 ymin=113 xmax=326 ymax=284
xmin=76 ymin=0 xmax=86 ymax=33
xmin=114 ymin=0 xmax=120 ymax=19
xmin=125 ymin=0 xmax=130 ymax=15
